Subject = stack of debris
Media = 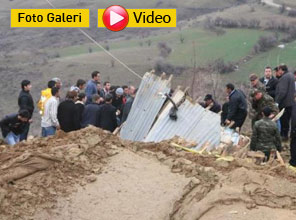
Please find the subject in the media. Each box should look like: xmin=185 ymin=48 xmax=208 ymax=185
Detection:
xmin=119 ymin=72 xmax=288 ymax=166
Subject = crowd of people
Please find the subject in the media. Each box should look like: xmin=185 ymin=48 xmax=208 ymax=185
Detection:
xmin=0 ymin=71 xmax=137 ymax=145
xmin=200 ymin=64 xmax=296 ymax=170
xmin=1 ymin=65 xmax=296 ymax=171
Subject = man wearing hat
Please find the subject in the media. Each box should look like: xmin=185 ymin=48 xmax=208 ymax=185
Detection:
xmin=249 ymin=73 xmax=266 ymax=98
xmin=250 ymin=107 xmax=282 ymax=161
xmin=112 ymin=87 xmax=124 ymax=124
xmin=201 ymin=94 xmax=221 ymax=113
xmin=249 ymin=73 xmax=267 ymax=122
xmin=250 ymin=90 xmax=279 ymax=127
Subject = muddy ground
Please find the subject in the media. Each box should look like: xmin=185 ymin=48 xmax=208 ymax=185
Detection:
xmin=0 ymin=126 xmax=296 ymax=220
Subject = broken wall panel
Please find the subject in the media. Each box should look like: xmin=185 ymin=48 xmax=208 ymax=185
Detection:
xmin=144 ymin=91 xmax=221 ymax=150
xmin=120 ymin=72 xmax=172 ymax=141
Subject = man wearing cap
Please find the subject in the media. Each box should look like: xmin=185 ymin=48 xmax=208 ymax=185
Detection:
xmin=250 ymin=90 xmax=279 ymax=127
xmin=250 ymin=107 xmax=282 ymax=160
xmin=249 ymin=73 xmax=266 ymax=98
xmin=259 ymin=67 xmax=278 ymax=100
xmin=200 ymin=94 xmax=221 ymax=113
xmin=275 ymin=64 xmax=295 ymax=140
xmin=112 ymin=88 xmax=124 ymax=124
xmin=249 ymin=74 xmax=266 ymax=122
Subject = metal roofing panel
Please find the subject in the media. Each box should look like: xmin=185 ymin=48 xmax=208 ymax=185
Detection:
xmin=120 ymin=72 xmax=171 ymax=141
xmin=144 ymin=90 xmax=221 ymax=150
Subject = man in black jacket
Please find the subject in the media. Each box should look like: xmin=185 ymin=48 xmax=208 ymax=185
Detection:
xmin=200 ymin=94 xmax=221 ymax=113
xmin=259 ymin=67 xmax=278 ymax=100
xmin=75 ymin=93 xmax=86 ymax=126
xmin=275 ymin=64 xmax=295 ymax=140
xmin=290 ymin=104 xmax=296 ymax=170
xmin=0 ymin=110 xmax=30 ymax=145
xmin=81 ymin=94 xmax=101 ymax=128
xmin=97 ymin=94 xmax=117 ymax=132
xmin=18 ymin=80 xmax=34 ymax=141
xmin=224 ymin=83 xmax=248 ymax=130
xmin=57 ymin=91 xmax=80 ymax=132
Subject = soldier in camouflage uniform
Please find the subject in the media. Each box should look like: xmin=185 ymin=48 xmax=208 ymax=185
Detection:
xmin=250 ymin=90 xmax=279 ymax=127
xmin=249 ymin=73 xmax=266 ymax=98
xmin=249 ymin=74 xmax=267 ymax=121
xmin=250 ymin=107 xmax=282 ymax=160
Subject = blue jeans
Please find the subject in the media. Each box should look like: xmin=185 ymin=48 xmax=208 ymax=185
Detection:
xmin=5 ymin=132 xmax=20 ymax=145
xmin=276 ymin=120 xmax=281 ymax=132
xmin=42 ymin=126 xmax=56 ymax=137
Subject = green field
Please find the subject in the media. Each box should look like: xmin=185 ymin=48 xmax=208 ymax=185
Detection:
xmin=231 ymin=40 xmax=296 ymax=82
xmin=51 ymin=28 xmax=270 ymax=67
xmin=168 ymin=29 xmax=269 ymax=66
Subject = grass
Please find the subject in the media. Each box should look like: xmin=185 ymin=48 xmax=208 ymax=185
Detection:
xmin=229 ymin=40 xmax=296 ymax=82
xmin=50 ymin=28 xmax=270 ymax=68
xmin=168 ymin=28 xmax=268 ymax=66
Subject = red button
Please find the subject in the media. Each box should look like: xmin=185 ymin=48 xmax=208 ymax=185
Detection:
xmin=103 ymin=5 xmax=129 ymax=32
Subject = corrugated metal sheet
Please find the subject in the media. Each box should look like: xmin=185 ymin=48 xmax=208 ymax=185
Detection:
xmin=120 ymin=72 xmax=171 ymax=141
xmin=144 ymin=89 xmax=221 ymax=150
xmin=120 ymin=72 xmax=221 ymax=150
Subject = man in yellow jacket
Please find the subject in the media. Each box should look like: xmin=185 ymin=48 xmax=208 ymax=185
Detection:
xmin=37 ymin=80 xmax=56 ymax=115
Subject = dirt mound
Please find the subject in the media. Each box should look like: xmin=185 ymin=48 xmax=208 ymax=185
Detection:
xmin=0 ymin=127 xmax=296 ymax=220
xmin=0 ymin=126 xmax=121 ymax=219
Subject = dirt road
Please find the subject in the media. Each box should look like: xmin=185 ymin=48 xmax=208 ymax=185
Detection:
xmin=34 ymin=150 xmax=190 ymax=220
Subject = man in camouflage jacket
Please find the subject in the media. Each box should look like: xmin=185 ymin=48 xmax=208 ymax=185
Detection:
xmin=249 ymin=74 xmax=266 ymax=99
xmin=250 ymin=90 xmax=279 ymax=127
xmin=250 ymin=107 xmax=282 ymax=159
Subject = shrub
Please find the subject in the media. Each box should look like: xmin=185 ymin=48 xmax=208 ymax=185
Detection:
xmin=157 ymin=42 xmax=172 ymax=58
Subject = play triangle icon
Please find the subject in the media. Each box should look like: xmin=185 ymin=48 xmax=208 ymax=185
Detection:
xmin=110 ymin=11 xmax=124 ymax=26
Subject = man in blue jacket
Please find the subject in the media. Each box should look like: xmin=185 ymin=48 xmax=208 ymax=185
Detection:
xmin=85 ymin=71 xmax=100 ymax=105
xmin=97 ymin=94 xmax=117 ymax=132
xmin=81 ymin=94 xmax=102 ymax=128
